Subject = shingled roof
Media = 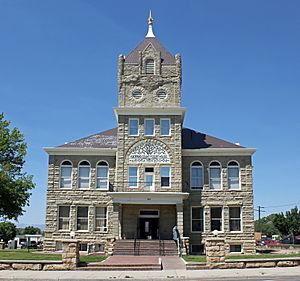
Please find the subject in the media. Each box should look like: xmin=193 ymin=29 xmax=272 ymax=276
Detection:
xmin=58 ymin=127 xmax=243 ymax=149
xmin=124 ymin=37 xmax=176 ymax=64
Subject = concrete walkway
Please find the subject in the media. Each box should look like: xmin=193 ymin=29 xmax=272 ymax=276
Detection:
xmin=0 ymin=266 xmax=299 ymax=280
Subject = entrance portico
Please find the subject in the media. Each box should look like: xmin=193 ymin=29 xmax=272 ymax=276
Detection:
xmin=108 ymin=192 xmax=188 ymax=240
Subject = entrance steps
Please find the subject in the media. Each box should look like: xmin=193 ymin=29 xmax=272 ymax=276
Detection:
xmin=113 ymin=239 xmax=178 ymax=256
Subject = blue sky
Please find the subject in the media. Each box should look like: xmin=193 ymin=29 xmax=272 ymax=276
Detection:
xmin=0 ymin=0 xmax=299 ymax=226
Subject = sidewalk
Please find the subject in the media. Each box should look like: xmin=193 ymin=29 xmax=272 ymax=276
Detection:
xmin=0 ymin=266 xmax=299 ymax=280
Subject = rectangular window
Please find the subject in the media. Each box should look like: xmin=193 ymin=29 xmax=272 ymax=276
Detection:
xmin=128 ymin=166 xmax=138 ymax=187
xmin=191 ymin=165 xmax=203 ymax=189
xmin=145 ymin=167 xmax=154 ymax=191
xmin=211 ymin=207 xmax=222 ymax=231
xmin=77 ymin=206 xmax=88 ymax=231
xmin=144 ymin=119 xmax=155 ymax=136
xmin=191 ymin=207 xmax=204 ymax=232
xmin=229 ymin=207 xmax=241 ymax=231
xmin=60 ymin=166 xmax=72 ymax=188
xmin=160 ymin=166 xmax=170 ymax=187
xmin=230 ymin=244 xmax=242 ymax=253
xmin=58 ymin=206 xmax=70 ymax=230
xmin=160 ymin=119 xmax=170 ymax=136
xmin=95 ymin=207 xmax=107 ymax=232
xmin=129 ymin=118 xmax=139 ymax=136
xmin=191 ymin=244 xmax=204 ymax=254
xmin=96 ymin=165 xmax=109 ymax=189
xmin=79 ymin=243 xmax=88 ymax=251
xmin=95 ymin=244 xmax=105 ymax=252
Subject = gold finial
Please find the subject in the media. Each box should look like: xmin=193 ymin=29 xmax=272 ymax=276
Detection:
xmin=146 ymin=10 xmax=155 ymax=38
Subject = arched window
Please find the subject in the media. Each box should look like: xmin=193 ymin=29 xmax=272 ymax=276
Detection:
xmin=228 ymin=161 xmax=240 ymax=190
xmin=190 ymin=162 xmax=203 ymax=190
xmin=145 ymin=59 xmax=154 ymax=74
xmin=96 ymin=161 xmax=109 ymax=190
xmin=78 ymin=161 xmax=90 ymax=189
xmin=60 ymin=160 xmax=72 ymax=189
xmin=209 ymin=161 xmax=221 ymax=190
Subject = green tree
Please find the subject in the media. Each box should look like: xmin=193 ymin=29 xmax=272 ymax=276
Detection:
xmin=0 ymin=113 xmax=35 ymax=220
xmin=255 ymin=214 xmax=280 ymax=237
xmin=24 ymin=226 xmax=41 ymax=235
xmin=273 ymin=207 xmax=300 ymax=242
xmin=0 ymin=222 xmax=17 ymax=243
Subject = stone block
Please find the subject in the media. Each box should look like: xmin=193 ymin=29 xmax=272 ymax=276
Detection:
xmin=43 ymin=264 xmax=66 ymax=271
xmin=12 ymin=263 xmax=42 ymax=270
xmin=0 ymin=263 xmax=11 ymax=270
xmin=245 ymin=261 xmax=276 ymax=268
xmin=277 ymin=261 xmax=299 ymax=267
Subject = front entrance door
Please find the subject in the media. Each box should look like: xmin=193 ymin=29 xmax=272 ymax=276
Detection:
xmin=139 ymin=218 xmax=159 ymax=239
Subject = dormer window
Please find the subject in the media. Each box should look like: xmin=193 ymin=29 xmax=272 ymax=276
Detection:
xmin=145 ymin=59 xmax=154 ymax=74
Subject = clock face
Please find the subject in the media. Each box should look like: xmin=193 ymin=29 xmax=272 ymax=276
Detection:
xmin=128 ymin=141 xmax=170 ymax=163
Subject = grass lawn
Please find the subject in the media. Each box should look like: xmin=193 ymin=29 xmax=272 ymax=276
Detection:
xmin=0 ymin=249 xmax=61 ymax=260
xmin=182 ymin=255 xmax=206 ymax=262
xmin=227 ymin=253 xmax=300 ymax=260
xmin=79 ymin=255 xmax=107 ymax=263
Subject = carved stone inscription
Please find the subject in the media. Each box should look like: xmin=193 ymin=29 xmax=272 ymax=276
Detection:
xmin=128 ymin=141 xmax=170 ymax=163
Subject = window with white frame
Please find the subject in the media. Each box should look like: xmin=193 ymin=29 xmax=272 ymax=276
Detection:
xmin=209 ymin=161 xmax=222 ymax=190
xmin=58 ymin=206 xmax=70 ymax=230
xmin=160 ymin=166 xmax=170 ymax=187
xmin=77 ymin=206 xmax=88 ymax=231
xmin=78 ymin=161 xmax=90 ymax=189
xmin=191 ymin=207 xmax=204 ymax=232
xmin=144 ymin=119 xmax=155 ymax=136
xmin=129 ymin=118 xmax=139 ymax=136
xmin=95 ymin=207 xmax=107 ymax=232
xmin=145 ymin=58 xmax=154 ymax=74
xmin=128 ymin=166 xmax=138 ymax=187
xmin=60 ymin=160 xmax=72 ymax=189
xmin=229 ymin=207 xmax=241 ymax=231
xmin=228 ymin=161 xmax=240 ymax=190
xmin=211 ymin=207 xmax=222 ymax=231
xmin=160 ymin=119 xmax=170 ymax=136
xmin=191 ymin=162 xmax=203 ymax=190
xmin=96 ymin=161 xmax=109 ymax=189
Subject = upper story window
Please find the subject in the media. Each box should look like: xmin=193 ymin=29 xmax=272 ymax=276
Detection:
xmin=160 ymin=166 xmax=170 ymax=188
xmin=60 ymin=160 xmax=72 ymax=189
xmin=58 ymin=206 xmax=70 ymax=230
xmin=209 ymin=161 xmax=222 ymax=190
xmin=129 ymin=118 xmax=139 ymax=136
xmin=96 ymin=161 xmax=109 ymax=190
xmin=78 ymin=161 xmax=90 ymax=189
xmin=145 ymin=59 xmax=154 ymax=74
xmin=128 ymin=166 xmax=138 ymax=188
xmin=228 ymin=161 xmax=240 ymax=190
xmin=77 ymin=206 xmax=88 ymax=231
xmin=160 ymin=119 xmax=170 ymax=136
xmin=191 ymin=161 xmax=203 ymax=190
xmin=144 ymin=119 xmax=155 ymax=136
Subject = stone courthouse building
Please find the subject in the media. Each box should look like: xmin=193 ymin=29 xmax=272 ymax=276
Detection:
xmin=44 ymin=14 xmax=256 ymax=255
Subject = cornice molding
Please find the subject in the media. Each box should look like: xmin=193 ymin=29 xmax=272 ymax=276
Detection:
xmin=44 ymin=147 xmax=117 ymax=156
xmin=182 ymin=148 xmax=256 ymax=156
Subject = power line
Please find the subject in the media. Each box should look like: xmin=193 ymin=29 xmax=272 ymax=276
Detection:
xmin=262 ymin=202 xmax=300 ymax=209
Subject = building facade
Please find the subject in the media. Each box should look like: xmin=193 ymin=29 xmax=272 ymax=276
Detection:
xmin=44 ymin=15 xmax=256 ymax=255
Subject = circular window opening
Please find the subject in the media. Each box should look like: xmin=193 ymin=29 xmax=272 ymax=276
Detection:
xmin=132 ymin=90 xmax=143 ymax=100
xmin=157 ymin=90 xmax=167 ymax=99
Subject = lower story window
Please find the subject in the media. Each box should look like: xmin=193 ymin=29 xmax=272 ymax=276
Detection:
xmin=79 ymin=243 xmax=88 ymax=251
xmin=77 ymin=206 xmax=88 ymax=231
xmin=95 ymin=207 xmax=108 ymax=232
xmin=160 ymin=166 xmax=170 ymax=187
xmin=55 ymin=242 xmax=63 ymax=251
xmin=95 ymin=244 xmax=105 ymax=252
xmin=230 ymin=244 xmax=242 ymax=253
xmin=211 ymin=207 xmax=222 ymax=231
xmin=191 ymin=244 xmax=204 ymax=254
xmin=191 ymin=207 xmax=204 ymax=232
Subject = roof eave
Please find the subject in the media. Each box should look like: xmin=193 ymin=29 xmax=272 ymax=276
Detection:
xmin=182 ymin=148 xmax=256 ymax=156
xmin=44 ymin=147 xmax=117 ymax=156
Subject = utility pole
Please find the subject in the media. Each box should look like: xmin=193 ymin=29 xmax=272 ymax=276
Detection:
xmin=255 ymin=206 xmax=266 ymax=234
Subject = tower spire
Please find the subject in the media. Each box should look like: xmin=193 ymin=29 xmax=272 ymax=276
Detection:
xmin=146 ymin=10 xmax=155 ymax=38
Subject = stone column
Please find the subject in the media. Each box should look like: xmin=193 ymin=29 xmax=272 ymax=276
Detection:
xmin=205 ymin=238 xmax=225 ymax=269
xmin=176 ymin=203 xmax=184 ymax=237
xmin=62 ymin=239 xmax=79 ymax=270
xmin=112 ymin=203 xmax=121 ymax=239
